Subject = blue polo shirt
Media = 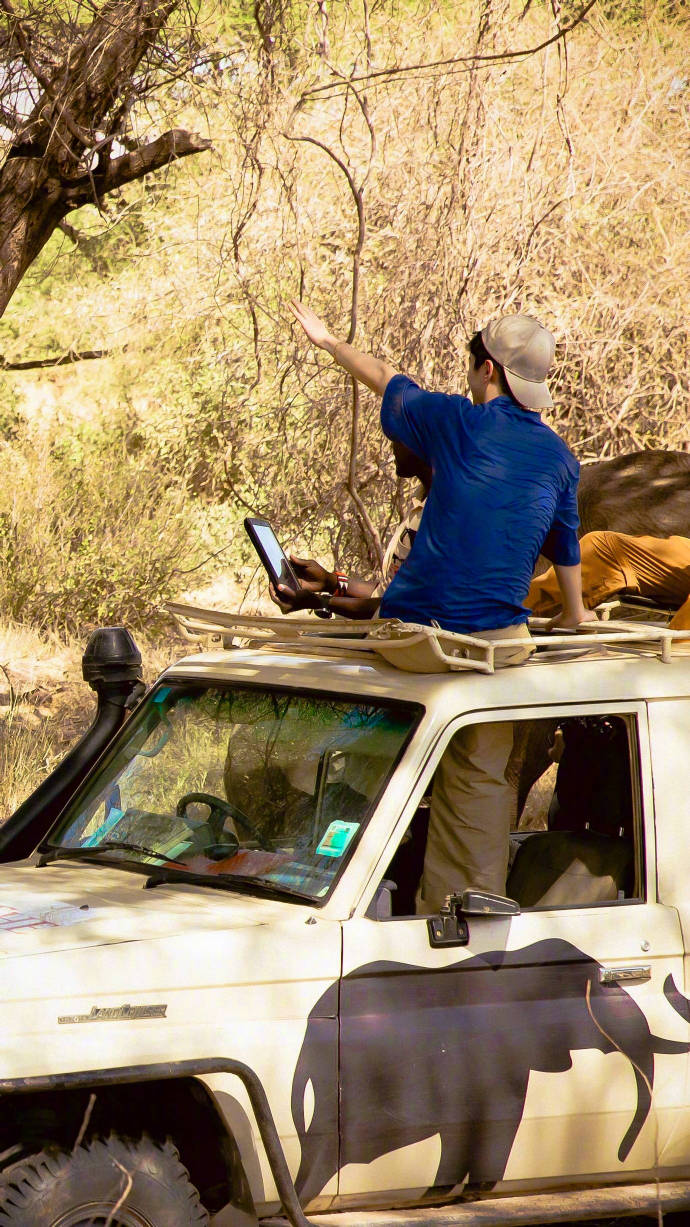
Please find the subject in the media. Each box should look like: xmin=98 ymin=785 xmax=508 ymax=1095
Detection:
xmin=379 ymin=375 xmax=580 ymax=633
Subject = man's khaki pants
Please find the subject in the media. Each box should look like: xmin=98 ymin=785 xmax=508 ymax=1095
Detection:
xmin=527 ymin=531 xmax=690 ymax=629
xmin=417 ymin=623 xmax=533 ymax=914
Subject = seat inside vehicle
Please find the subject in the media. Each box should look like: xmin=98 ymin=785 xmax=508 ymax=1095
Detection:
xmin=508 ymin=713 xmax=637 ymax=907
xmin=506 ymin=829 xmax=634 ymax=908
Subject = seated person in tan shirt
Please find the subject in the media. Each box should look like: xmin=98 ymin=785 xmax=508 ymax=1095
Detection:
xmin=528 ymin=531 xmax=690 ymax=629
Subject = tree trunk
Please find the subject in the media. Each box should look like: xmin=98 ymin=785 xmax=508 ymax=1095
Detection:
xmin=0 ymin=0 xmax=211 ymax=316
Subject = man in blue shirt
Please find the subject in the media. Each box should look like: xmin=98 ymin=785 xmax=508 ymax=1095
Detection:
xmin=379 ymin=343 xmax=581 ymax=637
xmin=289 ymin=300 xmax=593 ymax=906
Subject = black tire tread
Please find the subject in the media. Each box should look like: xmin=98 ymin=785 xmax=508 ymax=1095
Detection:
xmin=0 ymin=1133 xmax=209 ymax=1225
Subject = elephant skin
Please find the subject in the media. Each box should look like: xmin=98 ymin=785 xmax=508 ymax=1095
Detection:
xmin=577 ymin=449 xmax=690 ymax=538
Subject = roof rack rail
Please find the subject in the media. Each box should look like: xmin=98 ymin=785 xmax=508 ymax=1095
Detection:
xmin=596 ymin=595 xmax=676 ymax=623
xmin=164 ymin=602 xmax=690 ymax=675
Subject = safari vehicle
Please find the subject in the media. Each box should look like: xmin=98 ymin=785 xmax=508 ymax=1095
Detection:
xmin=2 ymin=610 xmax=690 ymax=1226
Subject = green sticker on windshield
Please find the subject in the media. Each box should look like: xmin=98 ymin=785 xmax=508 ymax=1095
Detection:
xmin=316 ymin=821 xmax=359 ymax=858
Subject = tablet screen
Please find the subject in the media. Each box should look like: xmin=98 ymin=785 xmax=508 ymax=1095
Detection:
xmin=253 ymin=522 xmax=296 ymax=588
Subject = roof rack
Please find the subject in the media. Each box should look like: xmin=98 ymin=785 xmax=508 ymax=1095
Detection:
xmin=164 ymin=601 xmax=690 ymax=675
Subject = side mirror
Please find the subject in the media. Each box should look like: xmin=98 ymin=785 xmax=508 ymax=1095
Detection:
xmin=427 ymin=889 xmax=520 ymax=947
xmin=427 ymin=891 xmax=468 ymax=947
xmin=460 ymin=889 xmax=520 ymax=916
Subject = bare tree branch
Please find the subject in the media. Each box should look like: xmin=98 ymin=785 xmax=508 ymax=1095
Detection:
xmin=284 ymin=67 xmax=382 ymax=567
xmin=300 ymin=0 xmax=599 ymax=99
xmin=57 ymin=218 xmax=85 ymax=246
xmin=0 ymin=0 xmax=94 ymax=147
xmin=283 ymin=132 xmax=364 ymax=342
xmin=65 ymin=129 xmax=212 ymax=203
xmin=0 ymin=346 xmax=117 ymax=370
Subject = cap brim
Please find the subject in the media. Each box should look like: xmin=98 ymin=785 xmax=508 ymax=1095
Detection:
xmin=504 ymin=369 xmax=553 ymax=410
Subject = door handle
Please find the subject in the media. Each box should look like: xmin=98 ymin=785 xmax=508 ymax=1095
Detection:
xmin=599 ymin=965 xmax=651 ymax=985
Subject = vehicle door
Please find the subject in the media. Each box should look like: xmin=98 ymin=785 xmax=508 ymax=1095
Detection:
xmin=335 ymin=702 xmax=688 ymax=1204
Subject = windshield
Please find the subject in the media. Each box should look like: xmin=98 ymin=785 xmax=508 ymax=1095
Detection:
xmin=45 ymin=682 xmax=421 ymax=902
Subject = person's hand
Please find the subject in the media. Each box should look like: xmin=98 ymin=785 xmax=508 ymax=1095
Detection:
xmin=269 ymin=581 xmax=322 ymax=614
xmin=547 ymin=608 xmax=599 ymax=631
xmin=289 ymin=555 xmax=335 ymax=593
xmin=269 ymin=581 xmax=293 ymax=614
xmin=289 ymin=299 xmax=337 ymax=352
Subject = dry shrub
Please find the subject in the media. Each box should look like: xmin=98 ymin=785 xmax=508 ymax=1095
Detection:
xmin=0 ymin=627 xmax=83 ymax=819
xmin=0 ymin=621 xmax=178 ymax=820
xmin=0 ymin=416 xmax=200 ymax=634
xmin=0 ymin=712 xmax=61 ymax=821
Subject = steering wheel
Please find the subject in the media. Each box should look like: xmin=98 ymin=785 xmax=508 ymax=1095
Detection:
xmin=176 ymin=792 xmax=267 ymax=849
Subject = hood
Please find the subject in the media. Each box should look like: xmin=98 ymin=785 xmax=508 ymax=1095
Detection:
xmin=0 ymin=861 xmax=341 ymax=1082
xmin=0 ymin=860 xmax=305 ymax=961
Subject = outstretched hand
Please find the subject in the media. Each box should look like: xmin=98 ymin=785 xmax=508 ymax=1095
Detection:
xmin=289 ymin=299 xmax=336 ymax=352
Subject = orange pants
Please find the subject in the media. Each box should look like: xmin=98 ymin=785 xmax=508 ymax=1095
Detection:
xmin=527 ymin=532 xmax=690 ymax=630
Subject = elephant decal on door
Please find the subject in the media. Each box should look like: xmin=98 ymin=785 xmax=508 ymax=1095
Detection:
xmin=291 ymin=939 xmax=690 ymax=1202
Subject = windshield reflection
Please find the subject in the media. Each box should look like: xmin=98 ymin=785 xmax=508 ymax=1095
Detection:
xmin=46 ymin=683 xmax=421 ymax=901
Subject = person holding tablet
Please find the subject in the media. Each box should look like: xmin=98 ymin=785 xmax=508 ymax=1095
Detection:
xmin=268 ymin=437 xmax=430 ymax=619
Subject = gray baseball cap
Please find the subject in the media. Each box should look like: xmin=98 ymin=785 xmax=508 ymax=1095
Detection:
xmin=481 ymin=314 xmax=555 ymax=409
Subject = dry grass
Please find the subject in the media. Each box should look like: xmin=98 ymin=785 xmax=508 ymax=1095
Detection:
xmin=0 ymin=624 xmax=84 ymax=819
xmin=0 ymin=622 xmax=182 ymax=822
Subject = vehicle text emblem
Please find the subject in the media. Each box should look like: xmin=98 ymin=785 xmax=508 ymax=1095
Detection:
xmin=58 ymin=1003 xmax=167 ymax=1024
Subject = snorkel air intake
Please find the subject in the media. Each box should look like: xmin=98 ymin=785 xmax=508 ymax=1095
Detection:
xmin=0 ymin=627 xmax=145 ymax=862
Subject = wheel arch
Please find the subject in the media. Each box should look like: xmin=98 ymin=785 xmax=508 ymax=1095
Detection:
xmin=0 ymin=1076 xmax=256 ymax=1220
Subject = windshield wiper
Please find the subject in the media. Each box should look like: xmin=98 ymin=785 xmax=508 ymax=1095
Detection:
xmin=41 ymin=846 xmax=315 ymax=902
xmin=144 ymin=867 xmax=313 ymax=902
xmin=42 ymin=841 xmax=181 ymax=867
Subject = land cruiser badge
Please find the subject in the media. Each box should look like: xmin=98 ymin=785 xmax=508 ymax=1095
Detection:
xmin=58 ymin=1003 xmax=167 ymax=1024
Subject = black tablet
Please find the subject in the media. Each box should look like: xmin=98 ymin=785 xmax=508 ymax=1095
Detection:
xmin=244 ymin=517 xmax=300 ymax=592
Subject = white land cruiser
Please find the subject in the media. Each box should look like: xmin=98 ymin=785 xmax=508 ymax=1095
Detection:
xmin=1 ymin=609 xmax=690 ymax=1227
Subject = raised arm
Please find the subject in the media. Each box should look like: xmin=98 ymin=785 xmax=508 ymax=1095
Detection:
xmin=289 ymin=300 xmax=398 ymax=397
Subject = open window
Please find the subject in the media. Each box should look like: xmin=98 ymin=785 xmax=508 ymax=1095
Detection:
xmin=373 ymin=711 xmax=644 ymax=918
